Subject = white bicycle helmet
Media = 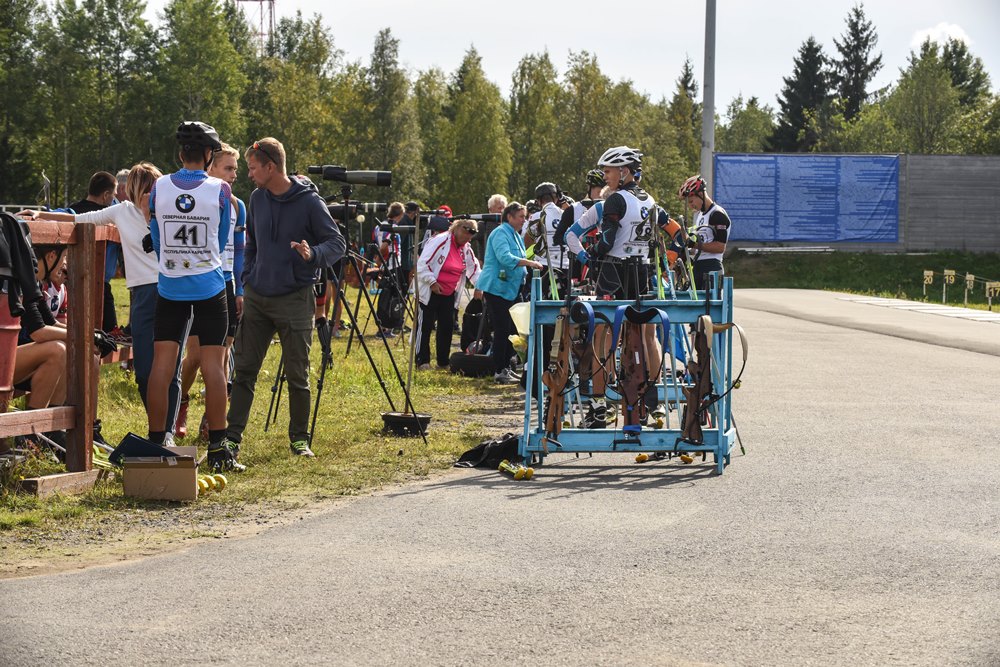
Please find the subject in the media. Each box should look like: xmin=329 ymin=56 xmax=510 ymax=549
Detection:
xmin=597 ymin=145 xmax=642 ymax=168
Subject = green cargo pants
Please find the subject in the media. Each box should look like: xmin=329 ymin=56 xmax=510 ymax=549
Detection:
xmin=226 ymin=284 xmax=315 ymax=444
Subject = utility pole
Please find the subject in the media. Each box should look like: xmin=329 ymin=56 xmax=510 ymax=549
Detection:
xmin=700 ymin=0 xmax=717 ymax=196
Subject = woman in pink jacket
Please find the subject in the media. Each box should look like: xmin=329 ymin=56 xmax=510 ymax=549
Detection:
xmin=414 ymin=219 xmax=482 ymax=369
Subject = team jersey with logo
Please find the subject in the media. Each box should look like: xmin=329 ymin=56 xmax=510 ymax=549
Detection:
xmin=526 ymin=201 xmax=568 ymax=270
xmin=693 ymin=203 xmax=731 ymax=262
xmin=44 ymin=281 xmax=67 ymax=322
xmin=149 ymin=169 xmax=231 ymax=300
xmin=601 ymin=187 xmax=656 ymax=261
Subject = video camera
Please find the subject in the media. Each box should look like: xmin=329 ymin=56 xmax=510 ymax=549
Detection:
xmin=326 ymin=200 xmax=388 ymax=222
xmin=378 ymin=209 xmax=449 ymax=235
xmin=308 ymin=165 xmax=392 ymax=188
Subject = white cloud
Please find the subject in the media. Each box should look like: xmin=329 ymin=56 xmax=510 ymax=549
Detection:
xmin=910 ymin=22 xmax=973 ymax=49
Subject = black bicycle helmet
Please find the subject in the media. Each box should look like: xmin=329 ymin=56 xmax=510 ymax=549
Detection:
xmin=534 ymin=182 xmax=559 ymax=200
xmin=176 ymin=121 xmax=223 ymax=152
xmin=586 ymin=169 xmax=606 ymax=188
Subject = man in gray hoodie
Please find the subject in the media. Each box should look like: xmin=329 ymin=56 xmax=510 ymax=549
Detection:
xmin=225 ymin=137 xmax=346 ymax=462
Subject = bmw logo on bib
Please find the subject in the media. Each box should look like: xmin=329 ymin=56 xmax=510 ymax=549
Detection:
xmin=175 ymin=194 xmax=196 ymax=213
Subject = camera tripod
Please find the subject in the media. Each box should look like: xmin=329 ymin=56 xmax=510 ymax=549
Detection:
xmin=347 ymin=239 xmax=413 ymax=353
xmin=264 ymin=185 xmax=428 ymax=444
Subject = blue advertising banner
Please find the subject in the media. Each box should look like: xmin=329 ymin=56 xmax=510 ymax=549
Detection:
xmin=713 ymin=154 xmax=899 ymax=243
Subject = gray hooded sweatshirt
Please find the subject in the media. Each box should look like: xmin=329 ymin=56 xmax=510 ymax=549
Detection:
xmin=242 ymin=176 xmax=346 ymax=297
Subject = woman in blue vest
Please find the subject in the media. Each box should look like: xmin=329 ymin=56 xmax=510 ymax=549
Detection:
xmin=476 ymin=202 xmax=543 ymax=384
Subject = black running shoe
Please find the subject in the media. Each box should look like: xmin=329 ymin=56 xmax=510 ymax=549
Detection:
xmin=208 ymin=439 xmax=246 ymax=472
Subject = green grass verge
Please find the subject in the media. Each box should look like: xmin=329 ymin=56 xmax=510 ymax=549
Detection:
xmin=728 ymin=250 xmax=1000 ymax=308
xmin=0 ymin=280 xmax=505 ymax=537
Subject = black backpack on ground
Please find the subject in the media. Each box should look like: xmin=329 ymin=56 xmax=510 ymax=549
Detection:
xmin=375 ymin=274 xmax=404 ymax=330
xmin=450 ymin=298 xmax=494 ymax=377
xmin=454 ymin=432 xmax=521 ymax=468
xmin=460 ymin=298 xmax=492 ymax=351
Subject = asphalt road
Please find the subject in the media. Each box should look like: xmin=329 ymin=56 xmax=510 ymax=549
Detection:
xmin=3 ymin=290 xmax=998 ymax=666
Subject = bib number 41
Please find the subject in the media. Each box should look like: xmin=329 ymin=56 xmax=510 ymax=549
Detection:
xmin=164 ymin=221 xmax=208 ymax=249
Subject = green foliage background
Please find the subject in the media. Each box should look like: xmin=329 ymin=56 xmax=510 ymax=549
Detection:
xmin=1 ymin=0 xmax=997 ymax=212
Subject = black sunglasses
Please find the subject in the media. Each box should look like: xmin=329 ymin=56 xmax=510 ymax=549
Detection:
xmin=251 ymin=141 xmax=280 ymax=165
xmin=461 ymin=226 xmax=477 ymax=234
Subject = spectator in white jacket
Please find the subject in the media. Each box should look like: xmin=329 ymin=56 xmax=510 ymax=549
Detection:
xmin=414 ymin=219 xmax=482 ymax=369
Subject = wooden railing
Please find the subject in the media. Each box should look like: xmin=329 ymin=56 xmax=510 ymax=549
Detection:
xmin=0 ymin=220 xmax=121 ymax=479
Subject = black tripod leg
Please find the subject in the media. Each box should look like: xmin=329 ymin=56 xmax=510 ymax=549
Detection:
xmin=309 ymin=353 xmax=330 ymax=446
xmin=265 ymin=355 xmax=284 ymax=432
xmin=345 ymin=280 xmax=366 ymax=357
xmin=344 ymin=258 xmax=428 ymax=446
xmin=308 ymin=319 xmax=335 ymax=446
xmin=334 ymin=271 xmax=398 ymax=413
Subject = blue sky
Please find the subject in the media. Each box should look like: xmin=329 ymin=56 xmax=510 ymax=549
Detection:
xmin=147 ymin=0 xmax=999 ymax=113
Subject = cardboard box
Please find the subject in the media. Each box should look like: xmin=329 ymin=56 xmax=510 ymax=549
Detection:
xmin=122 ymin=446 xmax=199 ymax=501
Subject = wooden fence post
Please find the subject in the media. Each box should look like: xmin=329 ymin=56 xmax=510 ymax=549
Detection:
xmin=65 ymin=222 xmax=96 ymax=473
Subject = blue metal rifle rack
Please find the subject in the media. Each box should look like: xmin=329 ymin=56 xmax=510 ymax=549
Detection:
xmin=520 ymin=271 xmax=738 ymax=474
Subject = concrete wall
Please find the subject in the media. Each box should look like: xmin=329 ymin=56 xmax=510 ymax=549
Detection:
xmin=728 ymin=154 xmax=1000 ymax=254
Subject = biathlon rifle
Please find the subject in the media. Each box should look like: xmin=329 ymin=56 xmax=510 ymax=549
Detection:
xmin=679 ymin=314 xmax=748 ymax=445
xmin=538 ymin=208 xmax=560 ymax=299
xmin=610 ymin=288 xmax=670 ymax=433
xmin=540 ymin=292 xmax=579 ymax=452
xmin=670 ymin=216 xmax=698 ymax=299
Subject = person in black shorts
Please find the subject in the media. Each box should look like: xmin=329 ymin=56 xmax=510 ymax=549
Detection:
xmin=176 ymin=142 xmax=246 ymax=440
xmin=585 ymin=146 xmax=662 ymax=426
xmin=678 ymin=174 xmax=731 ymax=291
xmin=146 ymin=121 xmax=238 ymax=472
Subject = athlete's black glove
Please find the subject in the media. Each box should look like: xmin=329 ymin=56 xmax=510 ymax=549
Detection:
xmin=93 ymin=329 xmax=118 ymax=357
xmin=686 ymin=236 xmax=700 ymax=250
xmin=142 ymin=233 xmax=153 ymax=253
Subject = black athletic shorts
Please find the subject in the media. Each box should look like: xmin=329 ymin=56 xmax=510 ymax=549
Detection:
xmin=225 ymin=280 xmax=238 ymax=339
xmin=154 ymin=289 xmax=228 ymax=346
xmin=595 ymin=259 xmax=649 ymax=300
xmin=693 ymin=258 xmax=724 ymax=292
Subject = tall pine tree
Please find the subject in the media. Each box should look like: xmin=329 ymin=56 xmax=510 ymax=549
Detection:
xmin=363 ymin=28 xmax=425 ymax=201
xmin=770 ymin=36 xmax=831 ymax=152
xmin=439 ymin=49 xmax=511 ymax=214
xmin=0 ymin=0 xmax=46 ymax=202
xmin=508 ymin=51 xmax=562 ymax=200
xmin=36 ymin=0 xmax=104 ymax=204
xmin=667 ymin=56 xmax=700 ymax=170
xmin=556 ymin=52 xmax=616 ymax=193
xmin=831 ymin=3 xmax=882 ymax=121
xmin=940 ymin=37 xmax=991 ymax=107
xmin=156 ymin=0 xmax=248 ymax=165
xmin=253 ymin=16 xmax=339 ymax=178
xmin=413 ymin=67 xmax=449 ymax=201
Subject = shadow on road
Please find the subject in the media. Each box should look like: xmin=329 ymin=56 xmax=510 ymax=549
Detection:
xmin=388 ymin=456 xmax=721 ymax=501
